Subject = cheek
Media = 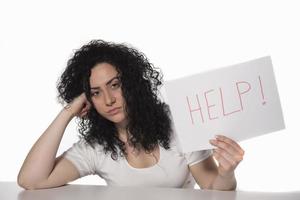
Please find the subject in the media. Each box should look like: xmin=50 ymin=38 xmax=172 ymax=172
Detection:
xmin=92 ymin=99 xmax=105 ymax=113
xmin=118 ymin=96 xmax=125 ymax=104
xmin=115 ymin=92 xmax=125 ymax=103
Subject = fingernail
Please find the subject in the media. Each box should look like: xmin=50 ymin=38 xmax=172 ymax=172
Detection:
xmin=216 ymin=135 xmax=224 ymax=140
xmin=209 ymin=139 xmax=216 ymax=144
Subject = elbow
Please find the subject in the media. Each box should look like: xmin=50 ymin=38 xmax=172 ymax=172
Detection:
xmin=17 ymin=179 xmax=30 ymax=190
xmin=17 ymin=174 xmax=39 ymax=190
xmin=17 ymin=174 xmax=62 ymax=190
xmin=18 ymin=184 xmax=36 ymax=190
xmin=17 ymin=177 xmax=31 ymax=190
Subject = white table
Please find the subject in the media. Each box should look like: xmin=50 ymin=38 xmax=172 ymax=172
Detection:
xmin=1 ymin=182 xmax=300 ymax=200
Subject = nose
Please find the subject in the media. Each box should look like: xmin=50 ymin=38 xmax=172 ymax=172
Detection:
xmin=103 ymin=90 xmax=116 ymax=106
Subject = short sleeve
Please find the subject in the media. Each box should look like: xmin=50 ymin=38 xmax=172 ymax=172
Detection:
xmin=62 ymin=139 xmax=98 ymax=177
xmin=184 ymin=149 xmax=212 ymax=166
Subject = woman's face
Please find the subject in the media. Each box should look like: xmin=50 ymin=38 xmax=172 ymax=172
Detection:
xmin=89 ymin=63 xmax=127 ymax=127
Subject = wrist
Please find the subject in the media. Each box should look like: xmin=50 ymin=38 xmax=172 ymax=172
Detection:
xmin=62 ymin=105 xmax=76 ymax=118
xmin=212 ymin=172 xmax=237 ymax=191
xmin=218 ymin=171 xmax=235 ymax=179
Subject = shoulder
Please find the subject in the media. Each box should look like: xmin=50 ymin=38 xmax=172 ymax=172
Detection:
xmin=62 ymin=139 xmax=107 ymax=177
xmin=72 ymin=139 xmax=105 ymax=152
xmin=63 ymin=138 xmax=107 ymax=164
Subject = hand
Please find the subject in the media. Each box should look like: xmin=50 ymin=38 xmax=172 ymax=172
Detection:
xmin=209 ymin=135 xmax=244 ymax=178
xmin=64 ymin=93 xmax=91 ymax=118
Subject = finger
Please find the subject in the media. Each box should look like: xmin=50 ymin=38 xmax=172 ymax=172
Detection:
xmin=210 ymin=139 xmax=237 ymax=156
xmin=213 ymin=150 xmax=232 ymax=171
xmin=79 ymin=92 xmax=87 ymax=100
xmin=79 ymin=111 xmax=88 ymax=118
xmin=81 ymin=106 xmax=89 ymax=113
xmin=210 ymin=139 xmax=244 ymax=161
xmin=82 ymin=102 xmax=92 ymax=112
xmin=86 ymin=102 xmax=92 ymax=110
xmin=216 ymin=135 xmax=245 ymax=155
xmin=214 ymin=148 xmax=242 ymax=166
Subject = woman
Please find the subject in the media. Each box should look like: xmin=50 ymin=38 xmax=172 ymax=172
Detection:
xmin=17 ymin=40 xmax=244 ymax=190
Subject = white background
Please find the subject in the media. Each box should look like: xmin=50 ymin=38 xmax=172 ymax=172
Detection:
xmin=0 ymin=0 xmax=299 ymax=192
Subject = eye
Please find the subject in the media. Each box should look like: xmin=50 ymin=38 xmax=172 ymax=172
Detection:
xmin=91 ymin=91 xmax=100 ymax=96
xmin=111 ymin=82 xmax=121 ymax=89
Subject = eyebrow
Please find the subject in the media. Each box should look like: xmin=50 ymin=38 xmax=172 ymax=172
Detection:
xmin=90 ymin=76 xmax=120 ymax=90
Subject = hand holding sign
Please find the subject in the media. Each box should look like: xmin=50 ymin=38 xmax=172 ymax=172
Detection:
xmin=210 ymin=135 xmax=244 ymax=178
xmin=163 ymin=56 xmax=285 ymax=152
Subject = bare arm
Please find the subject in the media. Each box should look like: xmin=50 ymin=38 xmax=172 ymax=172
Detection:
xmin=190 ymin=135 xmax=244 ymax=191
xmin=17 ymin=93 xmax=91 ymax=190
xmin=189 ymin=155 xmax=237 ymax=190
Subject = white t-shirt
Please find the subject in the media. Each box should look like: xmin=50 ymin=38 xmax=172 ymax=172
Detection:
xmin=63 ymin=137 xmax=212 ymax=188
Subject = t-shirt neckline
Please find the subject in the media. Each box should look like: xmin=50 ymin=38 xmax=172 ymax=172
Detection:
xmin=124 ymin=145 xmax=162 ymax=171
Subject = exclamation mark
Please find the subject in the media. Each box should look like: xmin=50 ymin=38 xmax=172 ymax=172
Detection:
xmin=258 ymin=76 xmax=266 ymax=105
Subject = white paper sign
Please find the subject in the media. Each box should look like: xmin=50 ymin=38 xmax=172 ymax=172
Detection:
xmin=163 ymin=56 xmax=285 ymax=153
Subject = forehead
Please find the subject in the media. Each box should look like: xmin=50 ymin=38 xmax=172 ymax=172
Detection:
xmin=89 ymin=63 xmax=118 ymax=86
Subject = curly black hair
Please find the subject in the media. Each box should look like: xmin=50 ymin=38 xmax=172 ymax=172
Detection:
xmin=57 ymin=40 xmax=172 ymax=160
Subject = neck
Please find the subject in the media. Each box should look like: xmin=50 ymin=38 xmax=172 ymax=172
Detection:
xmin=115 ymin=119 xmax=129 ymax=142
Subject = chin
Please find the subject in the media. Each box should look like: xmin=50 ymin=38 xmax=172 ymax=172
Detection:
xmin=107 ymin=114 xmax=126 ymax=124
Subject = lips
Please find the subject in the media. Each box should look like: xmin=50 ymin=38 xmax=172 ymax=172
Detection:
xmin=107 ymin=107 xmax=121 ymax=115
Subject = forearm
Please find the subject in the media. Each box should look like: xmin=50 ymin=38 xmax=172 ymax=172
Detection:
xmin=18 ymin=108 xmax=74 ymax=186
xmin=210 ymin=172 xmax=237 ymax=191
